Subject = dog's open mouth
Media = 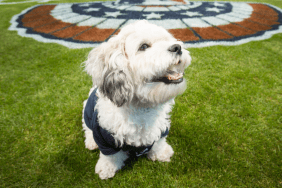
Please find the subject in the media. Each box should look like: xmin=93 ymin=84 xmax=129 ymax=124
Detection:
xmin=152 ymin=70 xmax=184 ymax=84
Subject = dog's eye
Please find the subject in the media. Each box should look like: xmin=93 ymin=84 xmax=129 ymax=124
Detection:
xmin=139 ymin=43 xmax=150 ymax=51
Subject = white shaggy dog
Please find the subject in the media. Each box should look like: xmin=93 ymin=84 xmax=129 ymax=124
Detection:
xmin=82 ymin=20 xmax=191 ymax=179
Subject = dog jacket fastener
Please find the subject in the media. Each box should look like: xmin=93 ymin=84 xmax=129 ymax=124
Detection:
xmin=84 ymin=88 xmax=169 ymax=156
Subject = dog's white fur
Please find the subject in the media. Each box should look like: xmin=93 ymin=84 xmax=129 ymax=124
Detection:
xmin=82 ymin=20 xmax=191 ymax=179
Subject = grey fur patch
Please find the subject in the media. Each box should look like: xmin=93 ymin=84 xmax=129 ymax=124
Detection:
xmin=101 ymin=69 xmax=133 ymax=107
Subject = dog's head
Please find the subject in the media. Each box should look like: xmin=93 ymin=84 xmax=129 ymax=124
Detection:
xmin=84 ymin=20 xmax=191 ymax=107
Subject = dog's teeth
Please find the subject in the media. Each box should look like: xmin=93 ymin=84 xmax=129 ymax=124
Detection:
xmin=165 ymin=71 xmax=183 ymax=80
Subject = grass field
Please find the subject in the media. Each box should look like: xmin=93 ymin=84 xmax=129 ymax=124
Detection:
xmin=1 ymin=0 xmax=282 ymax=187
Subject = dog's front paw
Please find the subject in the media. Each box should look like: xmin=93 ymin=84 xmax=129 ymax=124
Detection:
xmin=95 ymin=151 xmax=128 ymax=179
xmin=147 ymin=142 xmax=174 ymax=162
xmin=95 ymin=157 xmax=118 ymax=179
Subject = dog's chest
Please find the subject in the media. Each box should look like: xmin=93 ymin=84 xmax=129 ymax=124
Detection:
xmin=128 ymin=105 xmax=164 ymax=127
xmin=96 ymin=97 xmax=173 ymax=146
xmin=122 ymin=104 xmax=171 ymax=146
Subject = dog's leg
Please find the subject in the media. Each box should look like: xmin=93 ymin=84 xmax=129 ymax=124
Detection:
xmin=82 ymin=123 xmax=98 ymax=150
xmin=147 ymin=137 xmax=174 ymax=162
xmin=95 ymin=151 xmax=128 ymax=179
xmin=82 ymin=100 xmax=98 ymax=150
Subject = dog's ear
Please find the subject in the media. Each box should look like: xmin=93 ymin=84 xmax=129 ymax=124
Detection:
xmin=84 ymin=35 xmax=126 ymax=87
xmin=84 ymin=35 xmax=133 ymax=107
xmin=84 ymin=42 xmax=107 ymax=86
xmin=101 ymin=68 xmax=133 ymax=107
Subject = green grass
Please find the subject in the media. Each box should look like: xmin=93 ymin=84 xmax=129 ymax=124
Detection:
xmin=1 ymin=0 xmax=282 ymax=187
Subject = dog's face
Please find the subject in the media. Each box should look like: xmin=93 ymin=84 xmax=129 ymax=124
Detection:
xmin=85 ymin=20 xmax=191 ymax=107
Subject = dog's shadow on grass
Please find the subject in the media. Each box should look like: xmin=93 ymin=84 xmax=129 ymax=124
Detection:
xmin=122 ymin=154 xmax=145 ymax=171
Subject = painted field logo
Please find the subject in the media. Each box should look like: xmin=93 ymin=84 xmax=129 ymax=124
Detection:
xmin=9 ymin=0 xmax=282 ymax=48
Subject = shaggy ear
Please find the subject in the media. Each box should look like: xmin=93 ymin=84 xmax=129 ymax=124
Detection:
xmin=101 ymin=69 xmax=133 ymax=107
xmin=84 ymin=34 xmax=133 ymax=107
xmin=84 ymin=35 xmax=125 ymax=86
xmin=84 ymin=43 xmax=107 ymax=86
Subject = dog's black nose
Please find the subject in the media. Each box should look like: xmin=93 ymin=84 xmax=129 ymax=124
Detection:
xmin=168 ymin=44 xmax=182 ymax=55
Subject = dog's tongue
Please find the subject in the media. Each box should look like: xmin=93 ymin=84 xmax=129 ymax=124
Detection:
xmin=164 ymin=70 xmax=183 ymax=81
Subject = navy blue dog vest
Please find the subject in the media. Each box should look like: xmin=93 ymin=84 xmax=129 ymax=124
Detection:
xmin=84 ymin=88 xmax=169 ymax=156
